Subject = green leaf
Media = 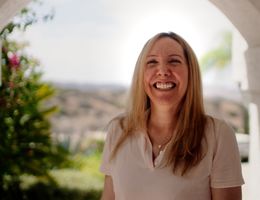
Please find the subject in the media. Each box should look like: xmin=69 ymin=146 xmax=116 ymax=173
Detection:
xmin=20 ymin=114 xmax=31 ymax=125
xmin=41 ymin=106 xmax=59 ymax=117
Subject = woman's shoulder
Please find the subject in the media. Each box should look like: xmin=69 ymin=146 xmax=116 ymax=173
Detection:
xmin=205 ymin=115 xmax=235 ymax=141
xmin=204 ymin=116 xmax=238 ymax=159
xmin=106 ymin=113 xmax=126 ymax=130
xmin=105 ymin=113 xmax=126 ymax=140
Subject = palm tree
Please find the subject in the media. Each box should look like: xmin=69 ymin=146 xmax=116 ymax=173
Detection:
xmin=200 ymin=31 xmax=232 ymax=72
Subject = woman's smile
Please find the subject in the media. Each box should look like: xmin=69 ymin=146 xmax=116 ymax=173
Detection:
xmin=153 ymin=82 xmax=176 ymax=90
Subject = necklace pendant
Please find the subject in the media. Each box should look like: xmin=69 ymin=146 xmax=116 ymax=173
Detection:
xmin=158 ymin=145 xmax=162 ymax=149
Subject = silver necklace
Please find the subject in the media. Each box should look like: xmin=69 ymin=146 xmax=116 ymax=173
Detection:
xmin=155 ymin=136 xmax=172 ymax=150
xmin=148 ymin=131 xmax=173 ymax=150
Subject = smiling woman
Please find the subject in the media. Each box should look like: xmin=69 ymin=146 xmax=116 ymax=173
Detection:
xmin=100 ymin=32 xmax=244 ymax=200
xmin=143 ymin=37 xmax=188 ymax=109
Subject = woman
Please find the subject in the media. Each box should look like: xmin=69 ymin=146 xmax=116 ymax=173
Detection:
xmin=100 ymin=32 xmax=244 ymax=200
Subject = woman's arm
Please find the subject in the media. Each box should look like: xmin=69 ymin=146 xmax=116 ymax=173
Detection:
xmin=101 ymin=175 xmax=115 ymax=200
xmin=211 ymin=186 xmax=242 ymax=200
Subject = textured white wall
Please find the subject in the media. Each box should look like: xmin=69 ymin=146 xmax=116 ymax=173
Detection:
xmin=0 ymin=0 xmax=31 ymax=31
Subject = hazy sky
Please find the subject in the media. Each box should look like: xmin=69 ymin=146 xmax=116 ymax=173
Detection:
xmin=17 ymin=0 xmax=236 ymax=86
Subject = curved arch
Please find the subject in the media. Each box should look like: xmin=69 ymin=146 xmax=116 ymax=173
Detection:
xmin=210 ymin=0 xmax=260 ymax=47
xmin=209 ymin=1 xmax=260 ymax=199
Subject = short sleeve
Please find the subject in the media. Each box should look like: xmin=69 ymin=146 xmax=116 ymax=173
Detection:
xmin=210 ymin=120 xmax=245 ymax=188
xmin=100 ymin=119 xmax=120 ymax=176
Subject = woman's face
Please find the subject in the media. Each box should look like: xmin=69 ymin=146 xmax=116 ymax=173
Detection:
xmin=143 ymin=37 xmax=188 ymax=109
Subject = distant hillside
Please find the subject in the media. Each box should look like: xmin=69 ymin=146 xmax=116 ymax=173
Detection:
xmin=52 ymin=81 xmax=127 ymax=92
xmin=48 ymin=83 xmax=127 ymax=145
xmin=48 ymin=82 xmax=248 ymax=144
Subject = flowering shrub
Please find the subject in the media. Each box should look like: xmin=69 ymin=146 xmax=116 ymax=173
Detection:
xmin=0 ymin=8 xmax=69 ymax=198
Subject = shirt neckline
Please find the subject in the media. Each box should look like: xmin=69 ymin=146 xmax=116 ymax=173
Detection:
xmin=141 ymin=131 xmax=170 ymax=169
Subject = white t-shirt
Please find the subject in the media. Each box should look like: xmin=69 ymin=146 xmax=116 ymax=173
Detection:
xmin=100 ymin=117 xmax=244 ymax=200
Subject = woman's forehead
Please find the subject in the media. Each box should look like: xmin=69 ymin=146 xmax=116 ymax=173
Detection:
xmin=147 ymin=37 xmax=184 ymax=56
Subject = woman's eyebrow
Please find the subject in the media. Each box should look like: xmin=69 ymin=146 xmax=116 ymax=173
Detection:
xmin=146 ymin=55 xmax=158 ymax=58
xmin=168 ymin=54 xmax=183 ymax=58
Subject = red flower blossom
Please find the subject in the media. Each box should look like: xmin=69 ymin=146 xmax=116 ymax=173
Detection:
xmin=8 ymin=53 xmax=20 ymax=69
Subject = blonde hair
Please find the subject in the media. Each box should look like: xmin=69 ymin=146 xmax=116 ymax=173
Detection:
xmin=110 ymin=32 xmax=207 ymax=175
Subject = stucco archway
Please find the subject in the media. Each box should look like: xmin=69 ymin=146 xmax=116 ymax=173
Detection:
xmin=1 ymin=0 xmax=259 ymax=198
xmin=210 ymin=0 xmax=260 ymax=198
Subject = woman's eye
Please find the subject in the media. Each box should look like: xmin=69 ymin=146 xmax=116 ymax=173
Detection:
xmin=147 ymin=60 xmax=158 ymax=65
xmin=169 ymin=59 xmax=181 ymax=64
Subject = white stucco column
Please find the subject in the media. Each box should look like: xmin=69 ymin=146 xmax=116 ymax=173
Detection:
xmin=245 ymin=47 xmax=260 ymax=166
xmin=240 ymin=47 xmax=260 ymax=199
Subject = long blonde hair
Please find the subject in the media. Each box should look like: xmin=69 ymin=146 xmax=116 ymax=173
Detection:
xmin=110 ymin=32 xmax=207 ymax=175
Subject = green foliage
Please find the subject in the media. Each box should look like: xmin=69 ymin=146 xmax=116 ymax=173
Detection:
xmin=4 ymin=182 xmax=102 ymax=200
xmin=72 ymin=152 xmax=104 ymax=181
xmin=0 ymin=1 xmax=69 ymax=196
xmin=23 ymin=183 xmax=102 ymax=200
xmin=16 ymin=153 xmax=104 ymax=200
xmin=200 ymin=31 xmax=232 ymax=72
xmin=0 ymin=37 xmax=70 ymax=192
xmin=0 ymin=1 xmax=105 ymax=198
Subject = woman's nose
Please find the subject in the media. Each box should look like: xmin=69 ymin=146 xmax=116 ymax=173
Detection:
xmin=157 ymin=65 xmax=170 ymax=76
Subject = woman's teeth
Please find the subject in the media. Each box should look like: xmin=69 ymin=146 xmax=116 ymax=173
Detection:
xmin=155 ymin=82 xmax=176 ymax=90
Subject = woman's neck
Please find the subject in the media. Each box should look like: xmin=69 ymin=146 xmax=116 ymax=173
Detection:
xmin=148 ymin=106 xmax=176 ymax=135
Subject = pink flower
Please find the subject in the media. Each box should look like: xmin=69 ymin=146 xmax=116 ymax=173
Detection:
xmin=8 ymin=53 xmax=20 ymax=69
